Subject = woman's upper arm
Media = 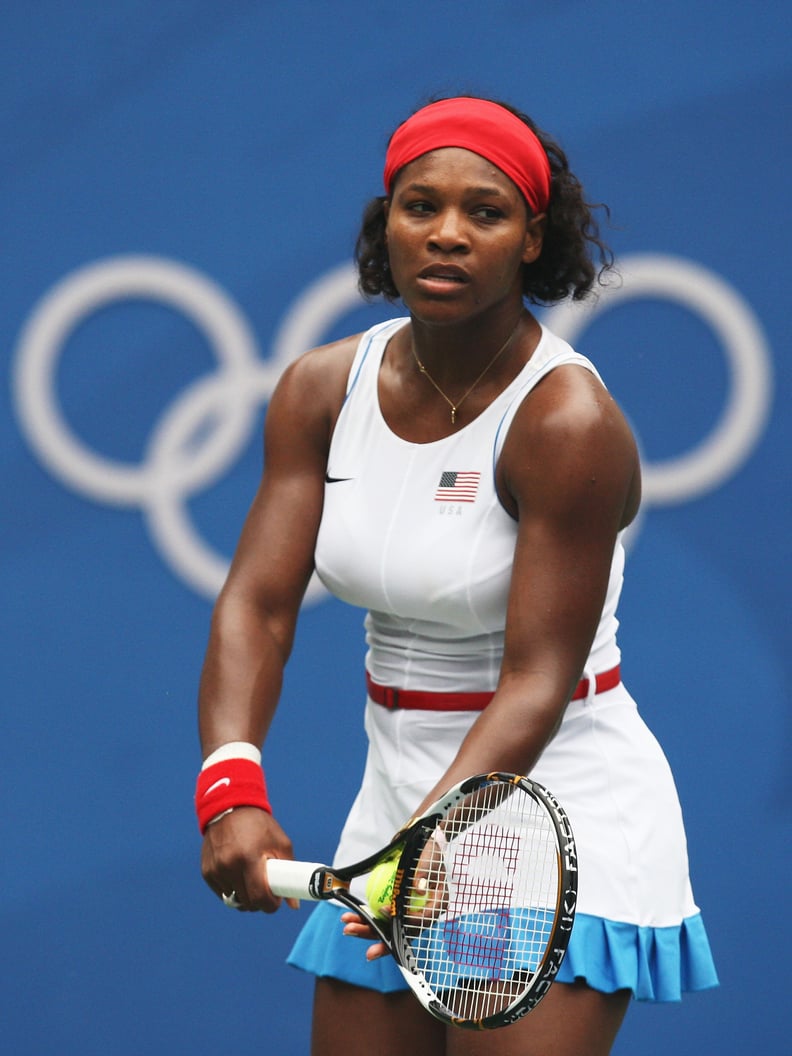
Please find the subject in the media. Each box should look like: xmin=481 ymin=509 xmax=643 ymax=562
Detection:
xmin=197 ymin=338 xmax=355 ymax=751
xmin=498 ymin=365 xmax=640 ymax=701
xmin=220 ymin=337 xmax=356 ymax=642
xmin=221 ymin=366 xmax=327 ymax=637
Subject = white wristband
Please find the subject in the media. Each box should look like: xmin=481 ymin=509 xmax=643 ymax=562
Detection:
xmin=201 ymin=741 xmax=262 ymax=769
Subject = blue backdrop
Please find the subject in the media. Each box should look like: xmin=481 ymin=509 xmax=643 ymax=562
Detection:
xmin=2 ymin=3 xmax=789 ymax=1053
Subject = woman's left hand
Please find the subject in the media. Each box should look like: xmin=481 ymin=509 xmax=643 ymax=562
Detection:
xmin=340 ymin=911 xmax=388 ymax=960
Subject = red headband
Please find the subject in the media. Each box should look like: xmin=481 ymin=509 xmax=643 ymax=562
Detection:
xmin=383 ymin=98 xmax=552 ymax=215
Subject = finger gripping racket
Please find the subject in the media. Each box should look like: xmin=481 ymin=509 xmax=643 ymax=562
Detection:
xmin=267 ymin=773 xmax=577 ymax=1029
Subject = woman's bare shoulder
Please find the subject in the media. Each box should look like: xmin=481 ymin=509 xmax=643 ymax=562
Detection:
xmin=267 ymin=332 xmax=363 ymax=431
xmin=279 ymin=332 xmax=362 ymax=392
xmin=500 ymin=363 xmax=641 ymax=526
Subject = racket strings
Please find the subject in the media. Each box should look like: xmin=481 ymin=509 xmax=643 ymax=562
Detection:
xmin=400 ymin=784 xmax=560 ymax=1021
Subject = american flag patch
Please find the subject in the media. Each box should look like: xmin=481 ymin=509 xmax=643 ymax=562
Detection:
xmin=434 ymin=471 xmax=481 ymax=503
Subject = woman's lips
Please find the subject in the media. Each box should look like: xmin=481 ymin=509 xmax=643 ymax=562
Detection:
xmin=416 ymin=264 xmax=470 ymax=292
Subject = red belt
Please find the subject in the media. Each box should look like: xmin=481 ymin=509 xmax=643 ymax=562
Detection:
xmin=571 ymin=664 xmax=621 ymax=700
xmin=366 ymin=665 xmax=621 ymax=712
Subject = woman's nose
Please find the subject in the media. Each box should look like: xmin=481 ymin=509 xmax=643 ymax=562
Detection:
xmin=427 ymin=209 xmax=469 ymax=252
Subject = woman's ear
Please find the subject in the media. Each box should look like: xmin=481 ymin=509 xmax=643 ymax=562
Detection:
xmin=522 ymin=213 xmax=546 ymax=264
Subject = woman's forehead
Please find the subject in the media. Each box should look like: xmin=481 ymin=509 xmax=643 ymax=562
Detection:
xmin=394 ymin=147 xmax=521 ymax=196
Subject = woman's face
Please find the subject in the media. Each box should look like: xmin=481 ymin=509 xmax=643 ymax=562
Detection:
xmin=384 ymin=147 xmax=544 ymax=325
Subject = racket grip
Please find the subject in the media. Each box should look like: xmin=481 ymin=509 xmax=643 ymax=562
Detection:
xmin=266 ymin=858 xmax=325 ymax=901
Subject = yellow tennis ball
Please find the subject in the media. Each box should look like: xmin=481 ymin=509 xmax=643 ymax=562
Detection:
xmin=366 ymin=852 xmax=400 ymax=918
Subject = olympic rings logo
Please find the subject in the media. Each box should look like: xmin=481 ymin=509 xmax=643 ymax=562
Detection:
xmin=12 ymin=253 xmax=773 ymax=601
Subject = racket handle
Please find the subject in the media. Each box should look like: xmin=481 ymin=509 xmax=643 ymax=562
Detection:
xmin=266 ymin=858 xmax=325 ymax=901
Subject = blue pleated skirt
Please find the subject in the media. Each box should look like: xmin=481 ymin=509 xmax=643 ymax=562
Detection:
xmin=287 ymin=900 xmax=718 ymax=1001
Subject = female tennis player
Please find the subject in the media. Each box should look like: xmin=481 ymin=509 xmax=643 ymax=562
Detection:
xmin=195 ymin=95 xmax=718 ymax=1055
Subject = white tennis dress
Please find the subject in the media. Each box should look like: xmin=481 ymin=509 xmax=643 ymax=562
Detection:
xmin=288 ymin=319 xmax=718 ymax=1000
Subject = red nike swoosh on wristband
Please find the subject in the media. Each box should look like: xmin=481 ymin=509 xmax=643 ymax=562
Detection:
xmin=204 ymin=777 xmax=231 ymax=796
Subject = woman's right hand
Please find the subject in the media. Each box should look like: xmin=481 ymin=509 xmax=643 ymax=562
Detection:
xmin=200 ymin=806 xmax=299 ymax=913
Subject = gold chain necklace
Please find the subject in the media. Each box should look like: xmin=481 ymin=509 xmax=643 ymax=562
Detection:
xmin=411 ymin=316 xmax=522 ymax=425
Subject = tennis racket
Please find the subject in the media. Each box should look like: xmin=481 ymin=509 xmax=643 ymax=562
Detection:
xmin=266 ymin=772 xmax=577 ymax=1029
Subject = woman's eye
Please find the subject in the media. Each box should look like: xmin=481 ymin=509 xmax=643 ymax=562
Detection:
xmin=407 ymin=201 xmax=433 ymax=214
xmin=473 ymin=206 xmax=503 ymax=220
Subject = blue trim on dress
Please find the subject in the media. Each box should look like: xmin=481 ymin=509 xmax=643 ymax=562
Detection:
xmin=490 ymin=345 xmax=587 ymax=520
xmin=286 ymin=901 xmax=719 ymax=1001
xmin=344 ymin=319 xmax=405 ymax=403
xmin=558 ymin=912 xmax=719 ymax=1001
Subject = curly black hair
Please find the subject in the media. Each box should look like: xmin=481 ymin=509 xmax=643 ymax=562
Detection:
xmin=355 ymin=97 xmax=613 ymax=305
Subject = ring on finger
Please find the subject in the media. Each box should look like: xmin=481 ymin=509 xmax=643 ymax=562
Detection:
xmin=222 ymin=890 xmax=244 ymax=910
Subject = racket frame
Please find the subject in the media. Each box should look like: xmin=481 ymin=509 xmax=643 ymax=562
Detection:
xmin=391 ymin=773 xmax=577 ymax=1029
